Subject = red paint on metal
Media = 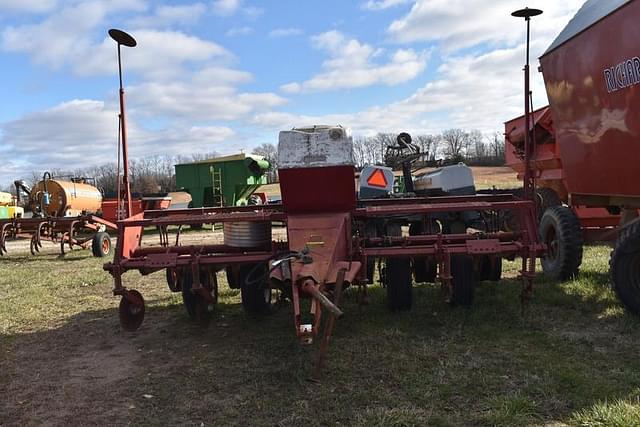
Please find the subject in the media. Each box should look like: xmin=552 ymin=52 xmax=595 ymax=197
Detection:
xmin=278 ymin=166 xmax=356 ymax=213
xmin=539 ymin=0 xmax=640 ymax=200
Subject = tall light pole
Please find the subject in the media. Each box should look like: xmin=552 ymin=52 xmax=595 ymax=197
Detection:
xmin=108 ymin=28 xmax=137 ymax=219
xmin=512 ymin=7 xmax=542 ymax=204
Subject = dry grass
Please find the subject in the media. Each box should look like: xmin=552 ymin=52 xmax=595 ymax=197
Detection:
xmin=1 ymin=243 xmax=640 ymax=426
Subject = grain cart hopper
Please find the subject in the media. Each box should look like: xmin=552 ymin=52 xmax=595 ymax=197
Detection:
xmin=175 ymin=153 xmax=270 ymax=208
xmin=0 ymin=173 xmax=117 ymax=257
xmin=503 ymin=0 xmax=640 ymax=313
xmin=104 ymin=125 xmax=542 ymax=377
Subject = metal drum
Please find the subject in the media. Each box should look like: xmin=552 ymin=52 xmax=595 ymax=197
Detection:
xmin=223 ymin=221 xmax=272 ymax=248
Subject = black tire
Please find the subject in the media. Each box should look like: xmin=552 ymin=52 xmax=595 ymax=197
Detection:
xmin=239 ymin=263 xmax=272 ymax=315
xmin=537 ymin=187 xmax=562 ymax=216
xmin=91 ymin=232 xmax=111 ymax=257
xmin=166 ymin=268 xmax=181 ymax=292
xmin=385 ymin=257 xmax=412 ymax=310
xmin=190 ymin=223 xmax=204 ymax=230
xmin=539 ymin=206 xmax=583 ymax=281
xmin=409 ymin=222 xmax=437 ymax=283
xmin=479 ymin=255 xmax=502 ymax=282
xmin=181 ymin=268 xmax=218 ymax=322
xmin=385 ymin=222 xmax=412 ymax=310
xmin=610 ymin=220 xmax=640 ymax=315
xmin=451 ymin=255 xmax=475 ymax=306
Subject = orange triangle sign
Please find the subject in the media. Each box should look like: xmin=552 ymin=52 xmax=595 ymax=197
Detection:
xmin=367 ymin=169 xmax=388 ymax=188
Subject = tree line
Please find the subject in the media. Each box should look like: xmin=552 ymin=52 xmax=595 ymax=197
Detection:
xmin=352 ymin=129 xmax=506 ymax=168
xmin=1 ymin=130 xmax=505 ymax=196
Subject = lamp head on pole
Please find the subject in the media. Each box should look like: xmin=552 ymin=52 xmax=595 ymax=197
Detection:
xmin=511 ymin=7 xmax=543 ymax=20
xmin=108 ymin=29 xmax=137 ymax=47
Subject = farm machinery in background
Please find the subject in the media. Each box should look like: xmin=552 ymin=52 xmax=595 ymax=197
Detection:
xmin=504 ymin=0 xmax=640 ymax=314
xmin=0 ymin=173 xmax=117 ymax=257
xmin=174 ymin=153 xmax=271 ymax=210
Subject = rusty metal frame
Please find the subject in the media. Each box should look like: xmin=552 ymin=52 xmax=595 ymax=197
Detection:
xmin=104 ymin=194 xmax=541 ymax=378
xmin=0 ymin=215 xmax=116 ymax=257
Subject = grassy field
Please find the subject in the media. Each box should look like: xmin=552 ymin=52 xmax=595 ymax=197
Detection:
xmin=1 ymin=241 xmax=640 ymax=426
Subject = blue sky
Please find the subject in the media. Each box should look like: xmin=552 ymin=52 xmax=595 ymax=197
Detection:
xmin=0 ymin=0 xmax=584 ymax=186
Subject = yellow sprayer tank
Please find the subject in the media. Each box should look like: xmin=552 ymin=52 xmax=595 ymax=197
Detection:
xmin=30 ymin=179 xmax=102 ymax=217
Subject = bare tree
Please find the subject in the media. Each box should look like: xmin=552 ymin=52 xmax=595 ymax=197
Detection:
xmin=490 ymin=132 xmax=505 ymax=159
xmin=414 ymin=134 xmax=439 ymax=161
xmin=252 ymin=143 xmax=278 ymax=169
xmin=442 ymin=128 xmax=469 ymax=160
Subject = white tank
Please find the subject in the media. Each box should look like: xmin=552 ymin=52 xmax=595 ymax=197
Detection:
xmin=414 ymin=163 xmax=476 ymax=195
xmin=278 ymin=125 xmax=353 ymax=169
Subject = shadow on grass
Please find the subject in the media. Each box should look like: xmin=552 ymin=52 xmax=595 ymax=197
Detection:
xmin=3 ymin=276 xmax=640 ymax=426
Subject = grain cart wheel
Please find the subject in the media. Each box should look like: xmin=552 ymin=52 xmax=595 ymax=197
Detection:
xmin=119 ymin=290 xmax=145 ymax=331
xmin=239 ymin=263 xmax=272 ymax=315
xmin=165 ymin=267 xmax=182 ymax=292
xmin=539 ymin=206 xmax=583 ymax=281
xmin=479 ymin=256 xmax=502 ymax=282
xmin=409 ymin=222 xmax=438 ymax=283
xmin=92 ymin=232 xmax=111 ymax=257
xmin=182 ymin=268 xmax=218 ymax=326
xmin=450 ymin=255 xmax=476 ymax=306
xmin=611 ymin=220 xmax=640 ymax=315
xmin=384 ymin=222 xmax=412 ymax=310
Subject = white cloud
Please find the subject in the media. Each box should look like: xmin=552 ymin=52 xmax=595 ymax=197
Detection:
xmin=0 ymin=0 xmax=57 ymax=13
xmin=129 ymin=79 xmax=287 ymax=121
xmin=1 ymin=0 xmax=147 ymax=68
xmin=268 ymin=28 xmax=302 ymax=38
xmin=242 ymin=6 xmax=263 ymax=20
xmin=211 ymin=0 xmax=242 ymax=16
xmin=255 ymin=41 xmax=555 ymax=136
xmin=73 ymin=30 xmax=231 ymax=80
xmin=225 ymin=26 xmax=253 ymax=37
xmin=0 ymin=99 xmax=236 ymax=184
xmin=388 ymin=0 xmax=584 ymax=51
xmin=128 ymin=3 xmax=207 ymax=28
xmin=281 ymin=30 xmax=427 ymax=93
xmin=362 ymin=0 xmax=411 ymax=11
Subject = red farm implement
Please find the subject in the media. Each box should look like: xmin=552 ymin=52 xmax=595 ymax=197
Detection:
xmin=504 ymin=0 xmax=640 ymax=312
xmin=0 ymin=215 xmax=116 ymax=257
xmin=104 ymin=126 xmax=543 ymax=377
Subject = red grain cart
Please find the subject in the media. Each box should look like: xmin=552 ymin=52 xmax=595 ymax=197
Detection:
xmin=504 ymin=0 xmax=640 ymax=311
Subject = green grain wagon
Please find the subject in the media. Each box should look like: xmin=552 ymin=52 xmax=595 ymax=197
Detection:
xmin=174 ymin=153 xmax=270 ymax=208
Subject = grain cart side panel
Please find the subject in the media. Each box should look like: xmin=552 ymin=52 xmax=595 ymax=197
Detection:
xmin=540 ymin=0 xmax=640 ymax=202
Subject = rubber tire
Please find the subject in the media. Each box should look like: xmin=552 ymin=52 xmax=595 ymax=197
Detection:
xmin=181 ymin=268 xmax=198 ymax=318
xmin=190 ymin=223 xmax=204 ymax=230
xmin=181 ymin=268 xmax=217 ymax=320
xmin=610 ymin=220 xmax=640 ymax=315
xmin=384 ymin=222 xmax=412 ymax=310
xmin=451 ymin=255 xmax=475 ymax=306
xmin=239 ymin=263 xmax=272 ymax=315
xmin=539 ymin=206 xmax=583 ymax=281
xmin=479 ymin=255 xmax=502 ymax=282
xmin=409 ymin=222 xmax=437 ymax=283
xmin=91 ymin=232 xmax=111 ymax=257
xmin=385 ymin=257 xmax=413 ymax=310
xmin=166 ymin=268 xmax=181 ymax=292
